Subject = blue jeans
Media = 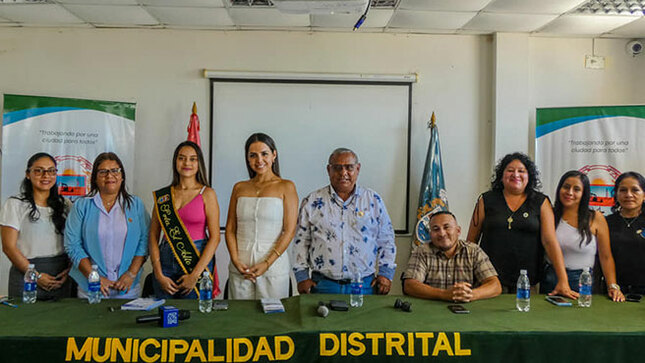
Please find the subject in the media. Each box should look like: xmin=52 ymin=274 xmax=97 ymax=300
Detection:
xmin=540 ymin=264 xmax=584 ymax=294
xmin=153 ymin=239 xmax=213 ymax=300
xmin=310 ymin=272 xmax=375 ymax=295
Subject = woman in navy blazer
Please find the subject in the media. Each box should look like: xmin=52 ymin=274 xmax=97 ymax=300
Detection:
xmin=65 ymin=152 xmax=149 ymax=298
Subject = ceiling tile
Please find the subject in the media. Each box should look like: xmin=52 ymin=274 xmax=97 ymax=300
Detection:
xmin=399 ymin=0 xmax=492 ymax=12
xmin=0 ymin=4 xmax=84 ymax=24
xmin=605 ymin=16 xmax=645 ymax=38
xmin=228 ymin=8 xmax=310 ymax=27
xmin=463 ymin=12 xmax=557 ymax=32
xmin=385 ymin=27 xmax=456 ymax=34
xmin=389 ymin=10 xmax=476 ymax=29
xmin=145 ymin=6 xmax=233 ymax=26
xmin=63 ymin=4 xmax=159 ymax=25
xmin=139 ymin=0 xmax=225 ymax=6
xmin=537 ymin=14 xmax=640 ymax=36
xmin=482 ymin=0 xmax=587 ymax=14
xmin=57 ymin=0 xmax=139 ymax=4
xmin=312 ymin=9 xmax=392 ymax=28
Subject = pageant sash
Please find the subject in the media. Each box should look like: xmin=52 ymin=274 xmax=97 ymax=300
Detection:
xmin=153 ymin=186 xmax=208 ymax=296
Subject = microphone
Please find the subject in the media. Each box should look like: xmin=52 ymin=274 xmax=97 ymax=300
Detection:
xmin=317 ymin=302 xmax=329 ymax=318
xmin=136 ymin=306 xmax=190 ymax=327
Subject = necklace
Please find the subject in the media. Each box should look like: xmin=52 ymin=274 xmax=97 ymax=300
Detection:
xmin=621 ymin=215 xmax=639 ymax=229
xmin=504 ymin=194 xmax=527 ymax=230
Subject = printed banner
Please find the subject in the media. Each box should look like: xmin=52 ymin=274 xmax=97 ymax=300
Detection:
xmin=536 ymin=105 xmax=645 ymax=213
xmin=1 ymin=94 xmax=136 ymax=202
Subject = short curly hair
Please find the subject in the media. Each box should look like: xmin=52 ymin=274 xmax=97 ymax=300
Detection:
xmin=490 ymin=152 xmax=541 ymax=195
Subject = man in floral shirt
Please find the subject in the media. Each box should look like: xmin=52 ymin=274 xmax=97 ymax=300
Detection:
xmin=293 ymin=148 xmax=396 ymax=295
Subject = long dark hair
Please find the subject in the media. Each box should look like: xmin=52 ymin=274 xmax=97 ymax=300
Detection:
xmin=490 ymin=152 xmax=541 ymax=197
xmin=12 ymin=152 xmax=67 ymax=235
xmin=244 ymin=133 xmax=280 ymax=178
xmin=171 ymin=141 xmax=210 ymax=187
xmin=611 ymin=171 xmax=645 ymax=215
xmin=88 ymin=152 xmax=133 ymax=209
xmin=553 ymin=170 xmax=593 ymax=247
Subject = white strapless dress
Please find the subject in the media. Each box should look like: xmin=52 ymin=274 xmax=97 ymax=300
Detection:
xmin=228 ymin=197 xmax=290 ymax=299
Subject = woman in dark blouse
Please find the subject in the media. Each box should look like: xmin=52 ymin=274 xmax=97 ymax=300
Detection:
xmin=466 ymin=152 xmax=577 ymax=299
xmin=606 ymin=171 xmax=645 ymax=294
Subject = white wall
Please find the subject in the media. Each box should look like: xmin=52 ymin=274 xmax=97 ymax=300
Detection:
xmin=0 ymin=28 xmax=642 ymax=296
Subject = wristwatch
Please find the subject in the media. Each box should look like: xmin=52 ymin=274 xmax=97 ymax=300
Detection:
xmin=36 ymin=272 xmax=42 ymax=280
xmin=608 ymin=283 xmax=620 ymax=291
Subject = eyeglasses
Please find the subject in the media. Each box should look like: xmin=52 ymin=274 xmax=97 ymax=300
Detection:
xmin=329 ymin=164 xmax=357 ymax=172
xmin=30 ymin=168 xmax=58 ymax=177
xmin=96 ymin=168 xmax=122 ymax=177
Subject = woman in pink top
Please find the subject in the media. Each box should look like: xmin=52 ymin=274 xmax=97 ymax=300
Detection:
xmin=149 ymin=141 xmax=221 ymax=299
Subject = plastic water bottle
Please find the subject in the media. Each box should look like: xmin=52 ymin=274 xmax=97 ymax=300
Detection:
xmin=516 ymin=269 xmax=530 ymax=312
xmin=350 ymin=272 xmax=363 ymax=308
xmin=87 ymin=264 xmax=101 ymax=304
xmin=578 ymin=268 xmax=592 ymax=307
xmin=199 ymin=271 xmax=213 ymax=313
xmin=23 ymin=264 xmax=37 ymax=304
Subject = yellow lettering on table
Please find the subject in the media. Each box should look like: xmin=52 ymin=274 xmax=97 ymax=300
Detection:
xmin=364 ymin=333 xmax=384 ymax=355
xmin=92 ymin=337 xmax=111 ymax=363
xmin=252 ymin=337 xmax=274 ymax=361
xmin=233 ymin=338 xmax=253 ymax=362
xmin=340 ymin=333 xmax=347 ymax=356
xmin=185 ymin=340 xmax=206 ymax=362
xmin=385 ymin=333 xmax=405 ymax=356
xmin=453 ymin=333 xmax=471 ymax=356
xmin=139 ymin=338 xmax=160 ymax=363
xmin=274 ymin=336 xmax=294 ymax=360
xmin=161 ymin=339 xmax=168 ymax=363
xmin=319 ymin=333 xmax=340 ymax=356
xmin=207 ymin=340 xmax=225 ymax=362
xmin=227 ymin=338 xmax=233 ymax=362
xmin=169 ymin=340 xmax=189 ymax=362
xmin=407 ymin=332 xmax=415 ymax=357
xmin=111 ymin=338 xmax=132 ymax=362
xmin=414 ymin=333 xmax=434 ymax=356
xmin=65 ymin=337 xmax=93 ymax=361
xmin=348 ymin=333 xmax=366 ymax=356
xmin=132 ymin=339 xmax=140 ymax=362
xmin=432 ymin=333 xmax=454 ymax=356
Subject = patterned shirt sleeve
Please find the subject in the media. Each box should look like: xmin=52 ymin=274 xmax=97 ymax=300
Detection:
xmin=292 ymin=195 xmax=312 ymax=282
xmin=400 ymin=244 xmax=427 ymax=282
xmin=374 ymin=192 xmax=396 ymax=280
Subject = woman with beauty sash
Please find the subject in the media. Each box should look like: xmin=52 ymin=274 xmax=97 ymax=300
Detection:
xmin=149 ymin=141 xmax=221 ymax=299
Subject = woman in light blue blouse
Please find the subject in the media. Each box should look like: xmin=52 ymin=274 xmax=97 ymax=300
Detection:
xmin=64 ymin=152 xmax=149 ymax=299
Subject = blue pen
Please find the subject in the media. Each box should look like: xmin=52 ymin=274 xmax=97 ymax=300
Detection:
xmin=1 ymin=301 xmax=18 ymax=308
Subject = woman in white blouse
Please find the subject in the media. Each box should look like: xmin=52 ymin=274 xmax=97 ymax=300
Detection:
xmin=0 ymin=153 xmax=72 ymax=300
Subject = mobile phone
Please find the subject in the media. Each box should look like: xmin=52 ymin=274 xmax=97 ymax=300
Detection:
xmin=213 ymin=301 xmax=229 ymax=311
xmin=329 ymin=300 xmax=349 ymax=311
xmin=625 ymin=294 xmax=642 ymax=303
xmin=447 ymin=305 xmax=470 ymax=314
xmin=545 ymin=296 xmax=572 ymax=306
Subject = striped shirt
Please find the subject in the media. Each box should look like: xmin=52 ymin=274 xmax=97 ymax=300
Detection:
xmin=402 ymin=239 xmax=497 ymax=290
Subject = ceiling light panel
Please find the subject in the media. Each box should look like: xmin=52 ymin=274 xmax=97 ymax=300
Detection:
xmin=574 ymin=0 xmax=645 ymax=15
xmin=146 ymin=6 xmax=233 ymax=26
xmin=63 ymin=4 xmax=159 ymax=25
xmin=483 ymin=0 xmax=587 ymax=14
xmin=398 ymin=0 xmax=492 ymax=12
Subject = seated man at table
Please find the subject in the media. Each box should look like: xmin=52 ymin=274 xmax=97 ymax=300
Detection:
xmin=293 ymin=147 xmax=396 ymax=295
xmin=402 ymin=211 xmax=501 ymax=302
